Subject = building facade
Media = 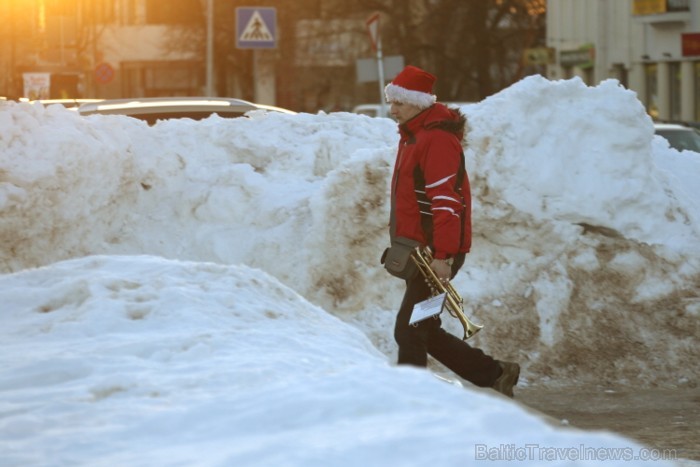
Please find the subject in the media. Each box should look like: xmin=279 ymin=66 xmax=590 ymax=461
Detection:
xmin=1 ymin=0 xmax=206 ymax=100
xmin=547 ymin=0 xmax=700 ymax=122
xmin=0 ymin=0 xmax=371 ymax=111
xmin=2 ymin=1 xmax=542 ymax=112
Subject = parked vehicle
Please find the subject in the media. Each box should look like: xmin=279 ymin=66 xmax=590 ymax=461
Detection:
xmin=351 ymin=103 xmax=391 ymax=118
xmin=654 ymin=123 xmax=700 ymax=153
xmin=28 ymin=98 xmax=104 ymax=108
xmin=351 ymin=101 xmax=475 ymax=119
xmin=78 ymin=97 xmax=296 ymax=125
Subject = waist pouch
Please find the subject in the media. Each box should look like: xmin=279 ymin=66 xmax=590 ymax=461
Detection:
xmin=380 ymin=237 xmax=421 ymax=280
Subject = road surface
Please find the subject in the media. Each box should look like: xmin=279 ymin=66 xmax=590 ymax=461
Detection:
xmin=517 ymin=386 xmax=700 ymax=463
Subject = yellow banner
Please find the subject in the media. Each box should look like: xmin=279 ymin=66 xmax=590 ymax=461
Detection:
xmin=632 ymin=0 xmax=666 ymax=15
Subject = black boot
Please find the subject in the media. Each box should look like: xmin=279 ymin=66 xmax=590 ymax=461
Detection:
xmin=491 ymin=361 xmax=520 ymax=398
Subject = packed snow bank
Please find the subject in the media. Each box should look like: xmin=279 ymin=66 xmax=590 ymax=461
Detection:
xmin=0 ymin=76 xmax=699 ymax=389
xmin=469 ymin=77 xmax=699 ymax=246
xmin=0 ymin=255 xmax=677 ymax=466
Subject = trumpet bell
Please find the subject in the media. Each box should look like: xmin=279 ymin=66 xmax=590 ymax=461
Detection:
xmin=410 ymin=247 xmax=483 ymax=340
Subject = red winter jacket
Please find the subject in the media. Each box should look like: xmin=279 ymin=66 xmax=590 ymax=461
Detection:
xmin=389 ymin=103 xmax=472 ymax=259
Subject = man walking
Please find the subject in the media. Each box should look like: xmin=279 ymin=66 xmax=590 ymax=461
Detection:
xmin=384 ymin=65 xmax=520 ymax=397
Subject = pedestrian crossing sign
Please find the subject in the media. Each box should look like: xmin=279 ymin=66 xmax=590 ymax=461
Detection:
xmin=236 ymin=7 xmax=277 ymax=49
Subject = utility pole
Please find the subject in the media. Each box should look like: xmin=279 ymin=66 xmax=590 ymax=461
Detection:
xmin=9 ymin=0 xmax=17 ymax=97
xmin=91 ymin=0 xmax=97 ymax=97
xmin=205 ymin=0 xmax=214 ymax=96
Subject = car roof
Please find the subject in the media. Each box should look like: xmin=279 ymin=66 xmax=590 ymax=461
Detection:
xmin=78 ymin=97 xmax=296 ymax=116
xmin=353 ymin=104 xmax=382 ymax=111
xmin=653 ymin=122 xmax=694 ymax=131
xmin=29 ymin=98 xmax=104 ymax=108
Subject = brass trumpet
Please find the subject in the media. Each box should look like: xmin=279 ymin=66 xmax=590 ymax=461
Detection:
xmin=410 ymin=247 xmax=483 ymax=340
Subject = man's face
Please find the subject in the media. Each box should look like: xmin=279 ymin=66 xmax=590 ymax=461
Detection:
xmin=389 ymin=101 xmax=422 ymax=124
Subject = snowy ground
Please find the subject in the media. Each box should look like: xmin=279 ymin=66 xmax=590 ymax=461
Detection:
xmin=1 ymin=75 xmax=698 ymax=466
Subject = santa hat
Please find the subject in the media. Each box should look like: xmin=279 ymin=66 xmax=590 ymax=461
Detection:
xmin=384 ymin=65 xmax=437 ymax=109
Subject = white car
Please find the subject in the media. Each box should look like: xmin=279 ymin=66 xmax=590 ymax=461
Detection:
xmin=654 ymin=123 xmax=700 ymax=152
xmin=78 ymin=97 xmax=296 ymax=125
xmin=351 ymin=101 xmax=474 ymax=119
xmin=351 ymin=103 xmax=390 ymax=118
xmin=28 ymin=98 xmax=104 ymax=108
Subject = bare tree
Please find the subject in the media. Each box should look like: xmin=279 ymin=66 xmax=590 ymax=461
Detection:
xmin=160 ymin=0 xmax=544 ymax=109
xmin=330 ymin=0 xmax=546 ymax=101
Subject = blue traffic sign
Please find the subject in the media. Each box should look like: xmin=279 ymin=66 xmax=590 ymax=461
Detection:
xmin=236 ymin=7 xmax=277 ymax=49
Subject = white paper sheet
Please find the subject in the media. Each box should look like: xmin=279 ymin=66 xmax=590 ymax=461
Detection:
xmin=410 ymin=292 xmax=446 ymax=325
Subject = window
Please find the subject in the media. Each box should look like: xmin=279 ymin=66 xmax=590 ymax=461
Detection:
xmin=612 ymin=64 xmax=629 ymax=88
xmin=45 ymin=0 xmax=76 ymax=16
xmin=94 ymin=0 xmax=115 ymax=24
xmin=118 ymin=0 xmax=139 ymax=26
xmin=645 ymin=63 xmax=658 ymax=119
xmin=145 ymin=0 xmax=201 ymax=24
xmin=669 ymin=62 xmax=681 ymax=121
xmin=122 ymin=61 xmax=203 ymax=97
xmin=695 ymin=62 xmax=700 ymax=121
xmin=667 ymin=0 xmax=690 ymax=13
xmin=81 ymin=0 xmax=115 ymax=24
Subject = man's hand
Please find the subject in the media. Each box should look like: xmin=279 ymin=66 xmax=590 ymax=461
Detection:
xmin=430 ymin=258 xmax=452 ymax=284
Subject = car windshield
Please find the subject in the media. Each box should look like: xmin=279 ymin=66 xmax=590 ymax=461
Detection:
xmin=655 ymin=128 xmax=700 ymax=152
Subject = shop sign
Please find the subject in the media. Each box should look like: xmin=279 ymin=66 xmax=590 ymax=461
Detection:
xmin=682 ymin=33 xmax=700 ymax=56
xmin=633 ymin=0 xmax=689 ymax=15
xmin=632 ymin=0 xmax=666 ymax=15
xmin=523 ymin=47 xmax=555 ymax=66
xmin=23 ymin=73 xmax=50 ymax=100
xmin=560 ymin=47 xmax=595 ymax=68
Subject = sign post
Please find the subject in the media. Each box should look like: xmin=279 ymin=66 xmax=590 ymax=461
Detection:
xmin=366 ymin=13 xmax=387 ymax=118
xmin=236 ymin=7 xmax=277 ymax=105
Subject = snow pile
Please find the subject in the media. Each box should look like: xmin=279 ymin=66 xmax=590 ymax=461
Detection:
xmin=1 ymin=77 xmax=699 ymax=388
xmin=0 ymin=255 xmax=678 ymax=466
xmin=0 ymin=75 xmax=698 ymax=465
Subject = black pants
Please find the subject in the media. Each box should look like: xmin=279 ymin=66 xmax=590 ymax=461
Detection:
xmin=393 ymin=253 xmax=501 ymax=387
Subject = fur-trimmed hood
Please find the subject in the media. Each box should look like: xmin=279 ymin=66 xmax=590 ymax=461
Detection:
xmin=399 ymin=103 xmax=467 ymax=142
